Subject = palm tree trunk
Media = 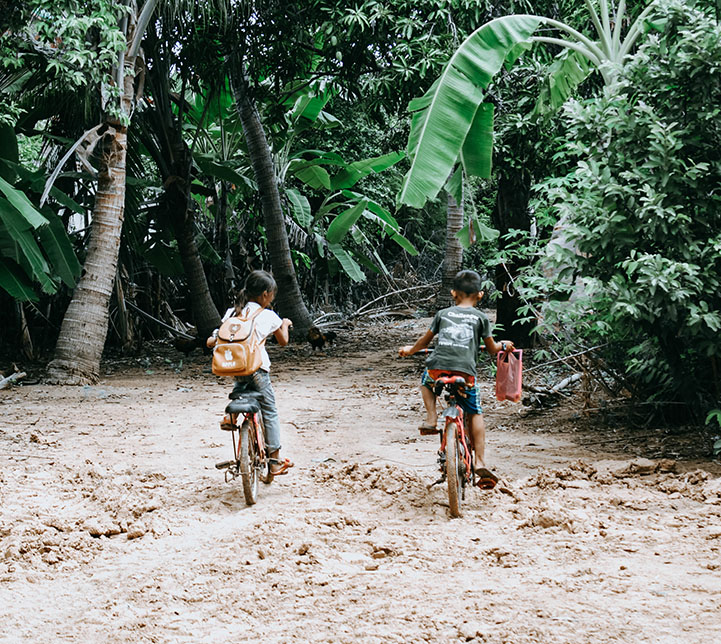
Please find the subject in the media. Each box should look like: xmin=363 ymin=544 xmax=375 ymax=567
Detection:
xmin=171 ymin=188 xmax=221 ymax=337
xmin=46 ymin=1 xmax=155 ymax=383
xmin=438 ymin=186 xmax=464 ymax=309
xmin=47 ymin=129 xmax=128 ymax=384
xmin=231 ymin=73 xmax=312 ymax=334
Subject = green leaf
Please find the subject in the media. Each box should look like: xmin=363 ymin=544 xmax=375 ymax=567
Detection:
xmin=144 ymin=241 xmax=184 ymax=276
xmin=341 ymin=192 xmax=401 ymax=230
xmin=35 ymin=210 xmax=81 ymax=288
xmin=0 ymin=198 xmax=55 ymax=293
xmin=293 ymin=164 xmax=332 ymax=190
xmin=0 ymin=258 xmax=38 ymax=301
xmin=328 ymin=243 xmax=365 ymax=282
xmin=398 ymin=15 xmax=542 ymax=208
xmin=331 ymin=151 xmax=405 ymax=190
xmin=195 ymin=156 xmax=256 ymax=191
xmin=457 ymin=217 xmax=500 ymax=248
xmin=390 ymin=232 xmax=419 ymax=255
xmin=326 ymin=200 xmax=368 ymax=244
xmin=533 ymin=49 xmax=592 ymax=117
xmin=0 ymin=176 xmax=48 ymax=229
xmin=445 ymin=166 xmax=462 ymax=203
xmin=196 ymin=230 xmax=222 ymax=265
xmin=285 ymin=188 xmax=312 ymax=228
xmin=461 ymin=103 xmax=494 ymax=178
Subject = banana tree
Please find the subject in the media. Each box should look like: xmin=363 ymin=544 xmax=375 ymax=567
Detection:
xmin=276 ymin=82 xmax=414 ymax=284
xmin=0 ymin=126 xmax=81 ymax=302
xmin=397 ymin=1 xmax=661 ymax=210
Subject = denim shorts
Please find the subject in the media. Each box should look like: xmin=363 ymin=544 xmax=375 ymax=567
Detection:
xmin=421 ymin=369 xmax=482 ymax=415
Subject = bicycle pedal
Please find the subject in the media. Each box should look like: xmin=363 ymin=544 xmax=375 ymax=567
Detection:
xmin=215 ymin=460 xmax=235 ymax=470
xmin=419 ymin=427 xmax=440 ymax=436
xmin=219 ymin=422 xmax=236 ymax=431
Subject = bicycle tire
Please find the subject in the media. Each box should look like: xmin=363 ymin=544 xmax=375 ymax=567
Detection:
xmin=239 ymin=419 xmax=259 ymax=505
xmin=445 ymin=423 xmax=463 ymax=518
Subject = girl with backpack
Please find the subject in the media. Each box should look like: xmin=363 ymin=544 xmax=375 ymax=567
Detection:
xmin=207 ymin=270 xmax=294 ymax=476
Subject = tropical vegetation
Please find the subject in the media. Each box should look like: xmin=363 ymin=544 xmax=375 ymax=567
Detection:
xmin=1 ymin=0 xmax=719 ymax=425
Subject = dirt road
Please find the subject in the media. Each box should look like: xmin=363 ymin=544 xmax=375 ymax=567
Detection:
xmin=1 ymin=320 xmax=720 ymax=643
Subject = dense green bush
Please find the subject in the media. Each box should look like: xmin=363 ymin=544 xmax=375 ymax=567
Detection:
xmin=527 ymin=0 xmax=721 ymax=415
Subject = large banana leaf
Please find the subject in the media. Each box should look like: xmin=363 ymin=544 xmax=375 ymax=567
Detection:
xmin=328 ymin=243 xmax=365 ymax=282
xmin=0 ymin=259 xmax=38 ymax=302
xmin=326 ymin=200 xmax=368 ymax=244
xmin=533 ymin=49 xmax=592 ymax=117
xmin=330 ymin=151 xmax=405 ymax=191
xmin=398 ymin=15 xmax=541 ymax=208
xmin=35 ymin=210 xmax=81 ymax=288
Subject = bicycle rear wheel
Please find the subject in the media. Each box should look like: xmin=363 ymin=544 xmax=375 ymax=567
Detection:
xmin=239 ymin=419 xmax=259 ymax=505
xmin=445 ymin=423 xmax=464 ymax=518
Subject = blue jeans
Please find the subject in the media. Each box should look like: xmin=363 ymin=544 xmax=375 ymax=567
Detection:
xmin=232 ymin=369 xmax=281 ymax=453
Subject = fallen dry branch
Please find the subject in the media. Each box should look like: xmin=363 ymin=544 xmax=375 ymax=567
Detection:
xmin=524 ymin=373 xmax=582 ymax=407
xmin=353 ymin=282 xmax=440 ymax=318
xmin=0 ymin=371 xmax=26 ymax=390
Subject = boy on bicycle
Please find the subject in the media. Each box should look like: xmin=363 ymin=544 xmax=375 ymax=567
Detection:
xmin=399 ymin=269 xmax=514 ymax=489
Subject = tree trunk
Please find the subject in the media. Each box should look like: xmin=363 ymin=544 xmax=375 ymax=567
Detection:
xmin=47 ymin=127 xmax=129 ymax=384
xmin=161 ymin=140 xmax=221 ymax=338
xmin=46 ymin=2 xmax=151 ymax=383
xmin=172 ymin=195 xmax=221 ymax=337
xmin=438 ymin=186 xmax=464 ymax=309
xmin=230 ymin=74 xmax=312 ymax=335
xmin=492 ymin=172 xmax=535 ymax=347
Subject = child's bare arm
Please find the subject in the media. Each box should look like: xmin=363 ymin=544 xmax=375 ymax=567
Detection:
xmin=206 ymin=330 xmax=218 ymax=348
xmin=273 ymin=319 xmax=293 ymax=347
xmin=399 ymin=329 xmax=435 ymax=357
xmin=483 ymin=336 xmax=515 ymax=356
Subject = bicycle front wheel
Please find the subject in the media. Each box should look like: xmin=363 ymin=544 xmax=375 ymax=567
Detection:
xmin=239 ymin=419 xmax=259 ymax=505
xmin=445 ymin=423 xmax=464 ymax=518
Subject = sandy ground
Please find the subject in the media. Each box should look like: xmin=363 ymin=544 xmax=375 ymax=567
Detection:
xmin=1 ymin=319 xmax=721 ymax=644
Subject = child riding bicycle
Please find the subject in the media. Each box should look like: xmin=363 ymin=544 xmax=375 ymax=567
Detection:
xmin=207 ymin=270 xmax=294 ymax=477
xmin=399 ymin=269 xmax=514 ymax=489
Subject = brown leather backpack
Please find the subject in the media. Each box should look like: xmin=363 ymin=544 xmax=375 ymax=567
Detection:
xmin=211 ymin=307 xmax=264 ymax=377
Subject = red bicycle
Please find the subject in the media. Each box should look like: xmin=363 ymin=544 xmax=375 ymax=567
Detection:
xmin=215 ymin=391 xmax=273 ymax=505
xmin=431 ymin=375 xmax=476 ymax=518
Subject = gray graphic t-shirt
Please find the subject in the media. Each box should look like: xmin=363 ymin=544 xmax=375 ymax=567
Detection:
xmin=426 ymin=306 xmax=492 ymax=377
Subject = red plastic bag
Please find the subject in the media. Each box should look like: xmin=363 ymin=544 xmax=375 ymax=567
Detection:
xmin=496 ymin=349 xmax=523 ymax=402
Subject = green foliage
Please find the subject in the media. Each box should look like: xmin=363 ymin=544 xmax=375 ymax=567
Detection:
xmin=1 ymin=0 xmax=128 ymax=123
xmin=528 ymin=0 xmax=721 ymax=410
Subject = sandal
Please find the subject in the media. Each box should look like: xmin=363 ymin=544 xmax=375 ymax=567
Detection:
xmin=418 ymin=422 xmax=438 ymax=436
xmin=269 ymin=457 xmax=294 ymax=476
xmin=474 ymin=467 xmax=499 ymax=490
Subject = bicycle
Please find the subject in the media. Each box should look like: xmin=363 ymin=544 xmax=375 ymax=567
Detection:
xmin=429 ymin=374 xmax=476 ymax=518
xmin=214 ymin=391 xmax=273 ymax=505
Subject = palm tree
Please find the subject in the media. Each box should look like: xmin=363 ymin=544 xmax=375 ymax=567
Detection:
xmin=47 ymin=0 xmax=158 ymax=384
xmin=230 ymin=65 xmax=312 ymax=333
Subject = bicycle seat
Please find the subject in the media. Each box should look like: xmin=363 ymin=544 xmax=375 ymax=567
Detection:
xmin=229 ymin=390 xmax=264 ymax=400
xmin=226 ymin=398 xmax=260 ymax=415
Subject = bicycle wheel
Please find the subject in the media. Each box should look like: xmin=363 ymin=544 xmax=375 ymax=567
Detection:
xmin=445 ymin=423 xmax=464 ymax=518
xmin=239 ymin=419 xmax=259 ymax=505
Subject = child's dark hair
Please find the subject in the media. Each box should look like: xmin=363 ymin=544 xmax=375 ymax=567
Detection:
xmin=453 ymin=269 xmax=482 ymax=295
xmin=235 ymin=270 xmax=277 ymax=312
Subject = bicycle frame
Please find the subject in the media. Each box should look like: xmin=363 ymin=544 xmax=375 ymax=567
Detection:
xmin=434 ymin=375 xmax=475 ymax=488
xmin=229 ymin=410 xmax=265 ymax=468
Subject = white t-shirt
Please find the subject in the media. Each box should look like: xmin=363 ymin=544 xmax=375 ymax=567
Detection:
xmin=221 ymin=302 xmax=282 ymax=372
